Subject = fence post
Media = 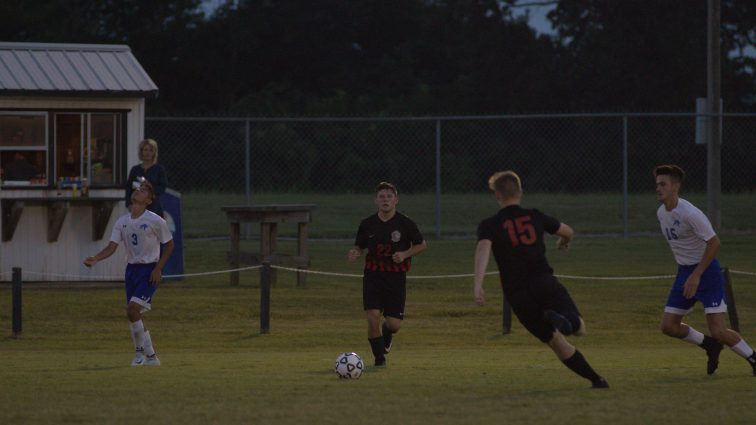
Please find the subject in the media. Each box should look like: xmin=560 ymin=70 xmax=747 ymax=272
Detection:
xmin=502 ymin=298 xmax=512 ymax=335
xmin=260 ymin=262 xmax=271 ymax=334
xmin=722 ymin=267 xmax=739 ymax=332
xmin=434 ymin=119 xmax=442 ymax=239
xmin=12 ymin=267 xmax=22 ymax=338
xmin=622 ymin=116 xmax=629 ymax=237
xmin=244 ymin=119 xmax=252 ymax=240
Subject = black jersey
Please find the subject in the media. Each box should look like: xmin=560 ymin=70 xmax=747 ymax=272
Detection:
xmin=477 ymin=205 xmax=561 ymax=289
xmin=355 ymin=212 xmax=424 ymax=273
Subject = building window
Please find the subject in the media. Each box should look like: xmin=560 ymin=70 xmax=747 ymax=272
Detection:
xmin=0 ymin=111 xmax=125 ymax=188
xmin=0 ymin=112 xmax=48 ymax=185
xmin=54 ymin=112 xmax=123 ymax=188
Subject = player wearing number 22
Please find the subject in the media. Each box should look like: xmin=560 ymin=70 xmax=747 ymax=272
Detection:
xmin=348 ymin=182 xmax=427 ymax=368
xmin=473 ymin=171 xmax=608 ymax=388
xmin=654 ymin=165 xmax=756 ymax=376
xmin=84 ymin=180 xmax=174 ymax=367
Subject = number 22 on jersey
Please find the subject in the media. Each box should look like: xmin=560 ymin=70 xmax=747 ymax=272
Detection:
xmin=503 ymin=216 xmax=536 ymax=246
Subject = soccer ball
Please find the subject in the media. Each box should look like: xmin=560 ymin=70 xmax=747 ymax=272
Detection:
xmin=334 ymin=352 xmax=364 ymax=379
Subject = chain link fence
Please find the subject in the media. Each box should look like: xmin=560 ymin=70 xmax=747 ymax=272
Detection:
xmin=146 ymin=114 xmax=756 ymax=239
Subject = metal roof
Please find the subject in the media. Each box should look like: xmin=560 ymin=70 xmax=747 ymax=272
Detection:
xmin=0 ymin=42 xmax=158 ymax=98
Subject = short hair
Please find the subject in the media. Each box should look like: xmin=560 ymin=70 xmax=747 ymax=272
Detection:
xmin=375 ymin=181 xmax=397 ymax=196
xmin=653 ymin=165 xmax=685 ymax=183
xmin=488 ymin=171 xmax=522 ymax=199
xmin=138 ymin=138 xmax=159 ymax=162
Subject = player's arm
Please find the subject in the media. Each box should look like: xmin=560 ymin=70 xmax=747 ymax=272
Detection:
xmin=682 ymin=235 xmax=720 ymax=298
xmin=555 ymin=223 xmax=574 ymax=251
xmin=473 ymin=239 xmax=492 ymax=306
xmin=83 ymin=242 xmax=119 ymax=267
xmin=149 ymin=239 xmax=174 ymax=286
xmin=392 ymin=240 xmax=427 ymax=263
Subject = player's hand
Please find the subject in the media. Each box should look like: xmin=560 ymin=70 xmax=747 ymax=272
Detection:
xmin=83 ymin=257 xmax=97 ymax=267
xmin=474 ymin=285 xmax=486 ymax=306
xmin=149 ymin=269 xmax=162 ymax=287
xmin=682 ymin=274 xmax=700 ymax=299
xmin=556 ymin=237 xmax=570 ymax=251
xmin=347 ymin=248 xmax=361 ymax=262
xmin=392 ymin=251 xmax=406 ymax=263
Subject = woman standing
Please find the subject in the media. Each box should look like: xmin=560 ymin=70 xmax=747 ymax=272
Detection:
xmin=126 ymin=138 xmax=168 ymax=217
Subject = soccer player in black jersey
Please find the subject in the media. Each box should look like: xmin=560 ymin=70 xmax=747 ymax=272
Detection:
xmin=473 ymin=171 xmax=608 ymax=388
xmin=348 ymin=182 xmax=427 ymax=367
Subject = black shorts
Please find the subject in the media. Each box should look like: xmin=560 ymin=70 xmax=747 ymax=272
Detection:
xmin=363 ymin=269 xmax=406 ymax=320
xmin=505 ymin=273 xmax=580 ymax=343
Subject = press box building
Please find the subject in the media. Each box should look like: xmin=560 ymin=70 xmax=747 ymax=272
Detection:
xmin=0 ymin=41 xmax=159 ymax=281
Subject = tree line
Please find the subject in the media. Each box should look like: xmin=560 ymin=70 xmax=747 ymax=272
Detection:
xmin=2 ymin=0 xmax=755 ymax=116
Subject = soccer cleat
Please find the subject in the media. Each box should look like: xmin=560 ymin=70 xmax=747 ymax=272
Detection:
xmin=374 ymin=358 xmax=386 ymax=368
xmin=591 ymin=377 xmax=609 ymax=389
xmin=748 ymin=354 xmax=756 ymax=376
xmin=544 ymin=310 xmax=573 ymax=336
xmin=131 ymin=351 xmax=145 ymax=367
xmin=144 ymin=354 xmax=161 ymax=366
xmin=705 ymin=341 xmax=724 ymax=375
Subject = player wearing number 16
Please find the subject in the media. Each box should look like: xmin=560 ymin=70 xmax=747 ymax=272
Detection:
xmin=473 ymin=171 xmax=608 ymax=388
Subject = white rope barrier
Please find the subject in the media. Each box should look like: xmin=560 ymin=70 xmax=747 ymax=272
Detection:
xmin=2 ymin=265 xmax=753 ymax=282
xmin=269 ymin=265 xmax=678 ymax=281
xmin=13 ymin=265 xmax=264 ymax=281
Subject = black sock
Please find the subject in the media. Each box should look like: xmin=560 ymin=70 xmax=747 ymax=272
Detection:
xmin=369 ymin=336 xmax=385 ymax=361
xmin=562 ymin=350 xmax=601 ymax=382
xmin=382 ymin=322 xmax=393 ymax=348
xmin=700 ymin=335 xmax=720 ymax=351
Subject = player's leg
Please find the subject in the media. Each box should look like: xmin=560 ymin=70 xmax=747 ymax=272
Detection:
xmin=547 ymin=332 xmax=608 ymax=388
xmin=366 ymin=309 xmax=386 ymax=366
xmin=661 ymin=312 xmax=723 ymax=375
xmin=542 ymin=277 xmax=585 ymax=336
xmin=363 ymin=271 xmax=386 ymax=367
xmin=509 ymin=286 xmax=608 ymax=388
xmin=706 ymin=313 xmax=756 ymax=376
xmin=127 ymin=264 xmax=159 ymax=366
xmin=381 ymin=273 xmax=406 ymax=355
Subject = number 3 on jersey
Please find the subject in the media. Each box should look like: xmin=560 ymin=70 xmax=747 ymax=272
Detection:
xmin=131 ymin=233 xmax=138 ymax=246
xmin=503 ymin=216 xmax=536 ymax=247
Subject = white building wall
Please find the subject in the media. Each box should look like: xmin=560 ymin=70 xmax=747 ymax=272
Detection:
xmin=0 ymin=96 xmax=146 ymax=281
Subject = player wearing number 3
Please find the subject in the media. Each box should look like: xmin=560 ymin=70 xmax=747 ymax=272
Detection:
xmin=84 ymin=180 xmax=174 ymax=367
xmin=654 ymin=165 xmax=756 ymax=376
xmin=473 ymin=171 xmax=608 ymax=388
xmin=348 ymin=182 xmax=427 ymax=368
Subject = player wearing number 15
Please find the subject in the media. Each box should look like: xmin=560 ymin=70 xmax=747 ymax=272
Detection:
xmin=473 ymin=171 xmax=608 ymax=388
xmin=84 ymin=180 xmax=174 ymax=367
xmin=348 ymin=182 xmax=427 ymax=368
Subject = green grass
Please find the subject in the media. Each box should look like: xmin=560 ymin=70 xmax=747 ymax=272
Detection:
xmin=182 ymin=191 xmax=756 ymax=238
xmin=2 ymin=236 xmax=756 ymax=424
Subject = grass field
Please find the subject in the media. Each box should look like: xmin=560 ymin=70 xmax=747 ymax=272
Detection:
xmin=2 ymin=236 xmax=756 ymax=424
xmin=183 ymin=191 xmax=756 ymax=238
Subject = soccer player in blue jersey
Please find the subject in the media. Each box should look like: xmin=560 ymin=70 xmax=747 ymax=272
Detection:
xmin=474 ymin=171 xmax=608 ymax=388
xmin=654 ymin=165 xmax=756 ymax=376
xmin=84 ymin=180 xmax=174 ymax=367
xmin=348 ymin=182 xmax=427 ymax=367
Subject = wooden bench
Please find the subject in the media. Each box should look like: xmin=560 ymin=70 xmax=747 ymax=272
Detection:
xmin=221 ymin=204 xmax=315 ymax=287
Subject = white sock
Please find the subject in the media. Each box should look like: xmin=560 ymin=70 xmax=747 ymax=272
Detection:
xmin=682 ymin=327 xmax=705 ymax=345
xmin=143 ymin=331 xmax=156 ymax=357
xmin=729 ymin=339 xmax=755 ymax=359
xmin=129 ymin=320 xmax=146 ymax=352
